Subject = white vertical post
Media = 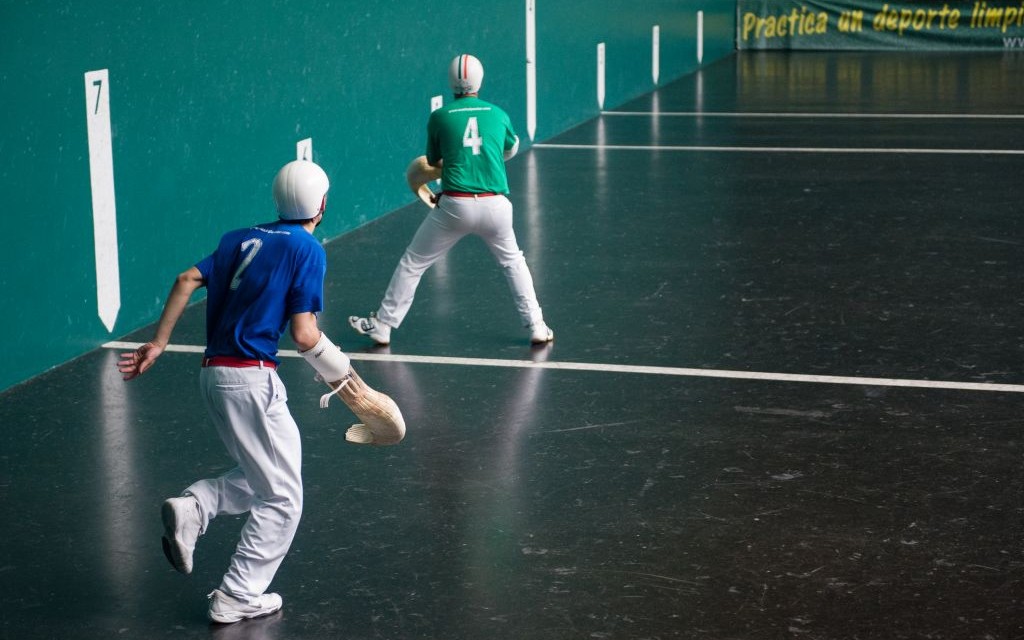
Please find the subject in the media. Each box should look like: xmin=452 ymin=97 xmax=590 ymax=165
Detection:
xmin=652 ymin=25 xmax=660 ymax=85
xmin=597 ymin=42 xmax=605 ymax=110
xmin=296 ymin=138 xmax=312 ymax=161
xmin=526 ymin=0 xmax=537 ymax=140
xmin=431 ymin=96 xmax=443 ymax=185
xmin=84 ymin=69 xmax=120 ymax=333
xmin=697 ymin=11 xmax=705 ymax=63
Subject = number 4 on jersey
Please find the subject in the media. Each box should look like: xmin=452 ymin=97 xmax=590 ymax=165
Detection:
xmin=462 ymin=117 xmax=483 ymax=155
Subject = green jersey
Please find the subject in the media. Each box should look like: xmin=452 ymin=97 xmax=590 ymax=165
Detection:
xmin=426 ymin=95 xmax=518 ymax=195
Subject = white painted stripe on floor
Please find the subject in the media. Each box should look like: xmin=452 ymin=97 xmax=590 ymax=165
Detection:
xmin=102 ymin=341 xmax=1024 ymax=394
xmin=602 ymin=110 xmax=1024 ymax=120
xmin=532 ymin=143 xmax=1024 ymax=155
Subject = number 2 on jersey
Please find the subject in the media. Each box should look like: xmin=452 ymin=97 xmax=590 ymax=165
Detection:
xmin=462 ymin=117 xmax=483 ymax=155
xmin=230 ymin=238 xmax=263 ymax=290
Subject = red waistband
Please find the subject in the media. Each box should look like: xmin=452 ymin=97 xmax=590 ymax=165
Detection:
xmin=442 ymin=191 xmax=499 ymax=198
xmin=202 ymin=356 xmax=277 ymax=370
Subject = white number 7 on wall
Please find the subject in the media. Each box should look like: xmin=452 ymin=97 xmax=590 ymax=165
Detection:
xmin=84 ymin=68 xmax=121 ymax=333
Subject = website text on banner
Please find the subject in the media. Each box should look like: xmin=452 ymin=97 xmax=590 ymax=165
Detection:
xmin=737 ymin=0 xmax=1024 ymax=48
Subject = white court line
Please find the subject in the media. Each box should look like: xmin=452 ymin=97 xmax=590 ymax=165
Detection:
xmin=532 ymin=143 xmax=1024 ymax=156
xmin=602 ymin=110 xmax=1024 ymax=120
xmin=103 ymin=341 xmax=1024 ymax=394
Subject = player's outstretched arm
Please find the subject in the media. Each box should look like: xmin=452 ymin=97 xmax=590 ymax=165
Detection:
xmin=119 ymin=266 xmax=205 ymax=380
xmin=293 ymin=313 xmax=351 ymax=383
xmin=293 ymin=313 xmax=405 ymax=446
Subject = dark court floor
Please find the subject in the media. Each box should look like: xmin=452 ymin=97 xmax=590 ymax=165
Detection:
xmin=3 ymin=51 xmax=1024 ymax=639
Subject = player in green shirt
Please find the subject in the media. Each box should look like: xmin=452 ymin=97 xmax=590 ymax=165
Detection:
xmin=350 ymin=54 xmax=553 ymax=346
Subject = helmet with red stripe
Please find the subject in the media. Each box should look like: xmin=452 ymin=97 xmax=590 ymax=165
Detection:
xmin=448 ymin=54 xmax=484 ymax=95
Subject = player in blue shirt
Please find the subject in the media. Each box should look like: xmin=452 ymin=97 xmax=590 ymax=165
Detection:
xmin=119 ymin=160 xmax=355 ymax=624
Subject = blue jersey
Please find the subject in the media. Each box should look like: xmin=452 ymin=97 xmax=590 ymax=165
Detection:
xmin=196 ymin=221 xmax=326 ymax=363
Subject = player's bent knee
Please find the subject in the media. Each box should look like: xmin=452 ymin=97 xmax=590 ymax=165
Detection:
xmin=498 ymin=253 xmax=527 ymax=271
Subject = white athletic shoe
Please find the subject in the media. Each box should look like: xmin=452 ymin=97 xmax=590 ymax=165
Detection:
xmin=161 ymin=495 xmax=202 ymax=575
xmin=529 ymin=321 xmax=554 ymax=344
xmin=349 ymin=312 xmax=392 ymax=345
xmin=208 ymin=589 xmax=283 ymax=624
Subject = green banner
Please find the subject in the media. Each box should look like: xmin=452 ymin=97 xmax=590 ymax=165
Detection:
xmin=737 ymin=0 xmax=1024 ymax=48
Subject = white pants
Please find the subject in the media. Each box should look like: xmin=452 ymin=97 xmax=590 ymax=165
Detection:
xmin=186 ymin=365 xmax=303 ymax=600
xmin=376 ymin=194 xmax=544 ymax=329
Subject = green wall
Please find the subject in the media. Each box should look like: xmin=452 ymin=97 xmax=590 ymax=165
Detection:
xmin=0 ymin=0 xmax=735 ymax=393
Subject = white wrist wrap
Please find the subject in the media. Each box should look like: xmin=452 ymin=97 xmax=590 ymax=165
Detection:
xmin=503 ymin=136 xmax=520 ymax=161
xmin=300 ymin=332 xmax=351 ymax=383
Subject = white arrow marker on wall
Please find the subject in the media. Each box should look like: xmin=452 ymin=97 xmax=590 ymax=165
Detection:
xmin=431 ymin=96 xmax=443 ymax=184
xmin=597 ymin=42 xmax=606 ymax=109
xmin=84 ymin=69 xmax=120 ymax=333
xmin=652 ymin=25 xmax=660 ymax=85
xmin=698 ymin=11 xmax=705 ymax=63
xmin=297 ymin=138 xmax=312 ymax=161
xmin=526 ymin=0 xmax=537 ymax=140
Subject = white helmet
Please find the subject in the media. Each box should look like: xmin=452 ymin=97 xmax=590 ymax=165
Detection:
xmin=273 ymin=160 xmax=329 ymax=220
xmin=448 ymin=54 xmax=484 ymax=95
